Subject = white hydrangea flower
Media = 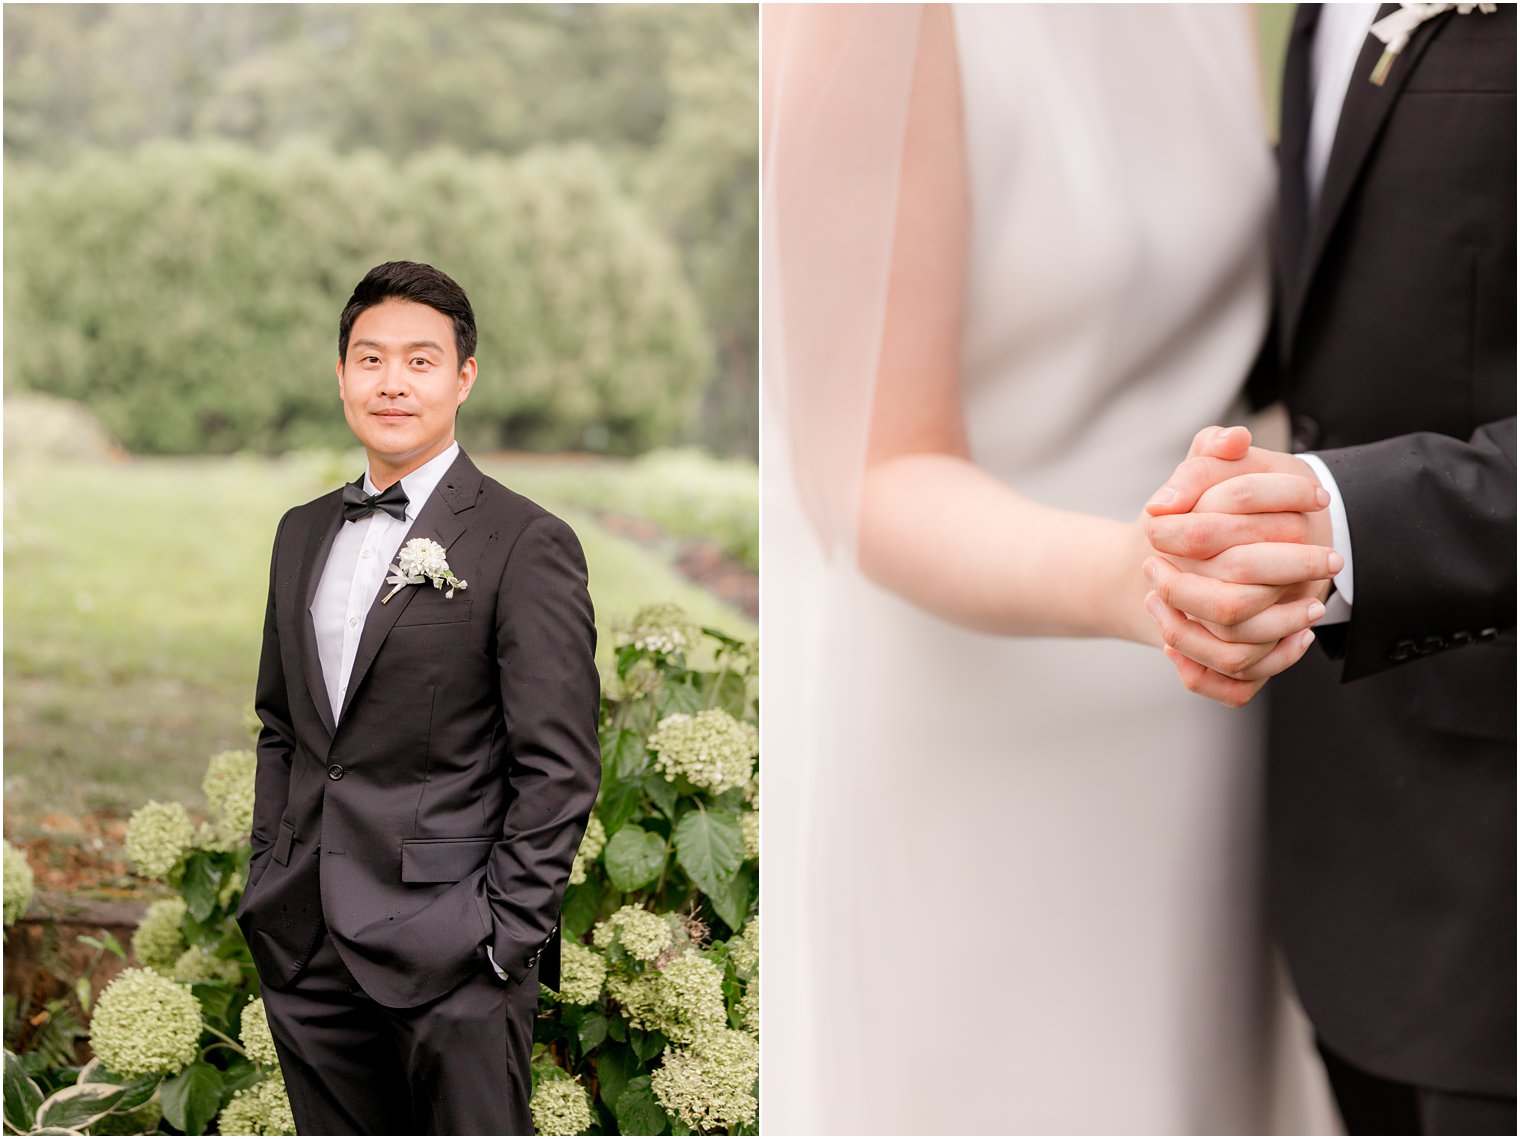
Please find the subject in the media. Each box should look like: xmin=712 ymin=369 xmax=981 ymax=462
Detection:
xmin=202 ymin=750 xmax=256 ymax=847
xmin=728 ymin=918 xmax=758 ymax=980
xmin=89 ymin=968 xmax=202 ymax=1078
xmin=125 ymin=801 xmax=195 ymax=881
xmin=132 ymin=897 xmax=187 ymax=970
xmin=3 ymin=840 xmax=35 ymax=926
xmin=592 ymin=905 xmax=675 ymax=962
xmin=217 ymin=1076 xmax=295 ymax=1136
xmin=606 ymin=972 xmax=662 ymax=1032
xmin=650 ymin=1029 xmax=759 ymax=1131
xmin=554 ymin=941 xmax=608 ymax=1006
xmin=613 ymin=603 xmax=696 ymax=656
xmin=171 ymin=946 xmax=241 ymax=986
xmin=740 ymin=810 xmax=759 ymax=861
xmin=239 ymin=997 xmax=281 ymax=1069
xmin=568 ymin=815 xmax=606 ymax=886
xmin=530 ymin=1074 xmax=593 ymax=1136
xmin=648 ymin=709 xmax=758 ymax=794
xmin=649 ymin=950 xmax=727 ymax=1046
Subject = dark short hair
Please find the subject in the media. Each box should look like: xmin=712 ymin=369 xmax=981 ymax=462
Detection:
xmin=337 ymin=261 xmax=477 ymax=366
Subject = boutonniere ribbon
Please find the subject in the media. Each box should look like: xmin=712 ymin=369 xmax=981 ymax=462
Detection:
xmin=1369 ymin=3 xmax=1496 ymax=86
xmin=382 ymin=537 xmax=468 ymax=603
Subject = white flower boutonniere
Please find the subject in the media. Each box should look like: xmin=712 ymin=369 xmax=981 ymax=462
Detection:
xmin=1369 ymin=3 xmax=1496 ymax=86
xmin=382 ymin=537 xmax=468 ymax=603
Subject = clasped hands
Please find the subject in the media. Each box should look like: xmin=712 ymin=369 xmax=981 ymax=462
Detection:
xmin=1141 ymin=426 xmax=1338 ymax=707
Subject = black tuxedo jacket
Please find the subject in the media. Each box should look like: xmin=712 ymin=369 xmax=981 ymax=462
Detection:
xmin=1256 ymin=4 xmax=1515 ymax=1096
xmin=236 ymin=449 xmax=601 ymax=1009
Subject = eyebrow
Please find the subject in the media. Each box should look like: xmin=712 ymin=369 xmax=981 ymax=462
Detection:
xmin=350 ymin=338 xmax=446 ymax=354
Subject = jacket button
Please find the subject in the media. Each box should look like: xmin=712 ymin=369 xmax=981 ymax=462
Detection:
xmin=1420 ymin=635 xmax=1446 ymax=655
xmin=328 ymin=764 xmax=345 ymax=780
xmin=526 ymin=953 xmax=539 ymax=968
xmin=1290 ymin=413 xmax=1322 ymax=452
xmin=1477 ymin=627 xmax=1500 ymax=642
xmin=1450 ymin=629 xmax=1474 ymax=646
xmin=1389 ymin=640 xmax=1416 ymax=662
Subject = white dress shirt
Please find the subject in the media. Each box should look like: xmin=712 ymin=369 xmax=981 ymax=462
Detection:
xmin=310 ymin=442 xmax=459 ymax=722
xmin=1299 ymin=4 xmax=1380 ymax=624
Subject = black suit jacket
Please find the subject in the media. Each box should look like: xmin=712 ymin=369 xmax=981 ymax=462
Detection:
xmin=1258 ymin=4 xmax=1516 ymax=1096
xmin=236 ymin=449 xmax=601 ymax=1009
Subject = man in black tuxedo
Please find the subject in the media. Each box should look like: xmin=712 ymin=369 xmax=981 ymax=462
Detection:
xmin=236 ymin=261 xmax=600 ymax=1134
xmin=1142 ymin=5 xmax=1515 ymax=1134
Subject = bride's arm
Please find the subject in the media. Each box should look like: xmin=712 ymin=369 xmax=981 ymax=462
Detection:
xmin=856 ymin=6 xmax=1180 ymax=646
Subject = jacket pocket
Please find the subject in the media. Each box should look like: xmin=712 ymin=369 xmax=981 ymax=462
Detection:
xmin=395 ymin=599 xmax=473 ymax=627
xmin=401 ymin=836 xmax=495 ymax=884
xmin=272 ymin=819 xmax=296 ymax=866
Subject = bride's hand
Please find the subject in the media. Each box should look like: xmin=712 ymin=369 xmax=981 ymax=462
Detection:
xmin=1141 ymin=426 xmax=1339 ymax=706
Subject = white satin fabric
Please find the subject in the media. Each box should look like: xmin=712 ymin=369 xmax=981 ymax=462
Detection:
xmin=762 ymin=6 xmax=1337 ymax=1133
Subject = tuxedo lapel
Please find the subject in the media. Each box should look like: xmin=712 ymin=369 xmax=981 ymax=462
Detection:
xmin=1283 ymin=2 xmax=1449 ymax=349
xmin=298 ymin=494 xmax=346 ymax=739
xmin=1276 ymin=3 xmax=1318 ymax=334
xmin=337 ymin=451 xmax=483 ymax=724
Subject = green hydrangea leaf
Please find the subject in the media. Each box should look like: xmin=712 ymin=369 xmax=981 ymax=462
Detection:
xmin=614 ymin=1075 xmax=669 ymax=1136
xmin=603 ymin=825 xmax=666 ymax=892
xmin=656 ymin=678 xmax=705 ymax=718
xmin=644 ymin=772 xmax=679 ymax=820
xmin=74 ymin=1061 xmax=161 ymax=1113
xmin=595 ymin=1044 xmax=637 ymax=1111
xmin=160 ymin=1060 xmax=223 ymax=1136
xmin=631 ymin=1029 xmax=667 ymax=1063
xmin=600 ymin=727 xmax=647 ymax=780
xmin=4 ymin=1048 xmax=44 ymax=1132
xmin=180 ymin=856 xmax=219 ymax=923
xmin=578 ymin=1011 xmax=608 ymax=1052
xmin=599 ymin=776 xmax=645 ymax=840
xmin=35 ymin=1082 xmax=130 ymax=1130
xmin=705 ymin=869 xmax=753 ymax=935
xmin=560 ymin=880 xmax=601 ymax=941
xmin=673 ymin=809 xmax=743 ymax=897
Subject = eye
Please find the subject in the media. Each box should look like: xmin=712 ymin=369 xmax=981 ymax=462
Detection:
xmin=411 ymin=357 xmax=432 ymax=368
xmin=360 ymin=354 xmax=380 ymax=365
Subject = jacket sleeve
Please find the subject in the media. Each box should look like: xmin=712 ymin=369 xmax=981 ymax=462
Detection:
xmin=250 ymin=511 xmax=297 ymax=874
xmin=486 ymin=513 xmax=602 ymax=983
xmin=1315 ymin=417 xmax=1516 ymax=681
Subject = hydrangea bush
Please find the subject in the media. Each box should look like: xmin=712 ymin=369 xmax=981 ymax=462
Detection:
xmin=529 ymin=605 xmax=759 ymax=1135
xmin=3 ymin=839 xmax=35 ymax=926
xmin=5 ymin=603 xmax=757 ymax=1135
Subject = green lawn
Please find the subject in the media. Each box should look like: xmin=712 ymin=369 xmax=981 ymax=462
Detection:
xmin=2 ymin=452 xmax=752 ymax=833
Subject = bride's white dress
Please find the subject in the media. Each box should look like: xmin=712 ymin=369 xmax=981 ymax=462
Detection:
xmin=763 ymin=7 xmax=1337 ymax=1134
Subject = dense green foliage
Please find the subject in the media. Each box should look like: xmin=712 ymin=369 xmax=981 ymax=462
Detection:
xmin=4 ymin=609 xmax=758 ymax=1135
xmin=5 ymin=142 xmax=708 ymax=456
xmin=2 ymin=4 xmax=758 ymax=457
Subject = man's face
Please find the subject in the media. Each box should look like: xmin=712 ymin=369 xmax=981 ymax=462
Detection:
xmin=337 ymin=299 xmax=476 ymax=478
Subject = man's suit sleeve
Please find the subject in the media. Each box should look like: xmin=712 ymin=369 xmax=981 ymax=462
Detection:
xmin=486 ymin=512 xmax=601 ymax=984
xmin=1314 ymin=416 xmax=1516 ymax=681
xmin=250 ymin=511 xmax=297 ymax=874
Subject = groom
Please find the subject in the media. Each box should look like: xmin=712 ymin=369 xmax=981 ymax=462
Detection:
xmin=1146 ymin=5 xmax=1515 ymax=1135
xmin=237 ymin=261 xmax=601 ymax=1134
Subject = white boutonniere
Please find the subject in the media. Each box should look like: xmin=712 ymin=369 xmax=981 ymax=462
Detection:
xmin=1369 ymin=3 xmax=1496 ymax=86
xmin=382 ymin=537 xmax=468 ymax=603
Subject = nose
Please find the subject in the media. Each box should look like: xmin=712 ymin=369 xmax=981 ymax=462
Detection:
xmin=377 ymin=362 xmax=410 ymax=398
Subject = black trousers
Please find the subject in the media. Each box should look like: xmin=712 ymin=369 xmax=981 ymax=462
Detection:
xmin=259 ymin=921 xmax=540 ymax=1135
xmin=1318 ymin=1040 xmax=1517 ymax=1137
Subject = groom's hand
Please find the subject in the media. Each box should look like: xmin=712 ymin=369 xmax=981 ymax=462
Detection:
xmin=1140 ymin=426 xmax=1338 ymax=706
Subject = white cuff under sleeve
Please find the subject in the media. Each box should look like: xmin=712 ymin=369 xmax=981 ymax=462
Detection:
xmin=486 ymin=945 xmax=507 ymax=981
xmin=1298 ymin=452 xmax=1354 ymax=626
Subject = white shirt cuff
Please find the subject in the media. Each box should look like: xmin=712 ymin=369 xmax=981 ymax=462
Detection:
xmin=1298 ymin=452 xmax=1354 ymax=625
xmin=486 ymin=944 xmax=507 ymax=981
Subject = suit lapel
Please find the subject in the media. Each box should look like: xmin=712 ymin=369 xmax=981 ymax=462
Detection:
xmin=336 ymin=450 xmax=483 ymax=724
xmin=1284 ymin=2 xmax=1449 ymax=349
xmin=298 ymin=491 xmax=347 ymax=739
xmin=1276 ymin=3 xmax=1318 ymax=334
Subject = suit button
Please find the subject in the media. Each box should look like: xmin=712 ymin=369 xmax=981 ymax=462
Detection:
xmin=1450 ymin=629 xmax=1474 ymax=646
xmin=1477 ymin=627 xmax=1500 ymax=642
xmin=1389 ymin=640 xmax=1416 ymax=662
xmin=526 ymin=953 xmax=539 ymax=967
xmin=1420 ymin=635 xmax=1446 ymax=655
xmin=1290 ymin=413 xmax=1322 ymax=452
xmin=328 ymin=764 xmax=345 ymax=780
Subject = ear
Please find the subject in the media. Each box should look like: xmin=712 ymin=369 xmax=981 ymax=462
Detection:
xmin=456 ymin=357 xmax=478 ymax=406
xmin=336 ymin=359 xmax=346 ymax=399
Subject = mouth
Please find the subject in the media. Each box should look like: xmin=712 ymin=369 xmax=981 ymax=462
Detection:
xmin=371 ymin=409 xmax=414 ymax=419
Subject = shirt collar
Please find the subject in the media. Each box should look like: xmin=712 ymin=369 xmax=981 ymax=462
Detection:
xmin=361 ymin=442 xmax=460 ymax=522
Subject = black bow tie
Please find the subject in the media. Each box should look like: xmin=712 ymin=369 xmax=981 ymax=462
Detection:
xmin=342 ymin=480 xmax=410 ymax=523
